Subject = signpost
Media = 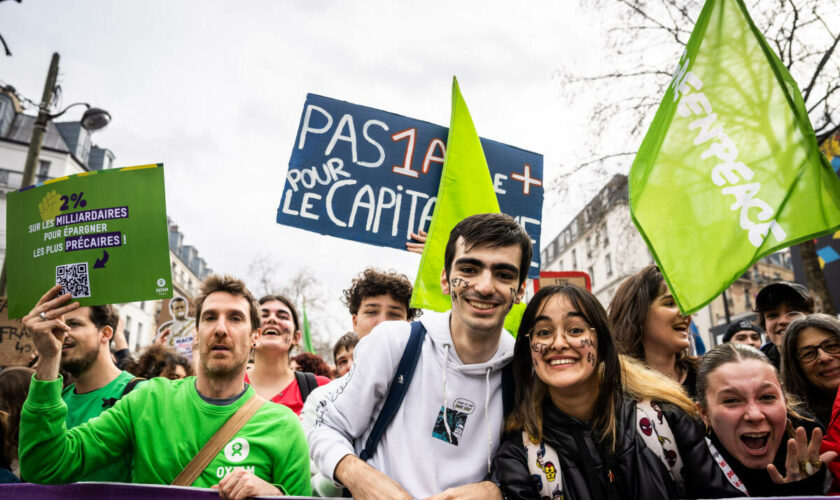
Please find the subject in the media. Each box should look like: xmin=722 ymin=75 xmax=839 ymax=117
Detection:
xmin=277 ymin=94 xmax=545 ymax=277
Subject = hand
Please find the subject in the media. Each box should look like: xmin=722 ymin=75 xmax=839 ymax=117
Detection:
xmin=406 ymin=229 xmax=427 ymax=254
xmin=113 ymin=315 xmax=129 ymax=350
xmin=336 ymin=454 xmax=412 ymax=500
xmin=22 ymin=285 xmax=79 ymax=381
xmin=155 ymin=327 xmax=171 ymax=345
xmin=424 ymin=481 xmax=503 ymax=500
xmin=768 ymin=426 xmax=838 ymax=483
xmin=212 ymin=468 xmax=282 ymax=500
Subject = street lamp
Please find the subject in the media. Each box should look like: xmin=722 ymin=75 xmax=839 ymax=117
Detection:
xmin=0 ymin=52 xmax=112 ymax=294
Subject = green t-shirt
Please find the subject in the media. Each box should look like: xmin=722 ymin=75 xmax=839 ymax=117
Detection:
xmin=20 ymin=376 xmax=311 ymax=495
xmin=61 ymin=370 xmax=138 ymax=482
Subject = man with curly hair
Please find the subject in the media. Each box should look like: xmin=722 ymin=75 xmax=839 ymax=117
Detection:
xmin=301 ymin=267 xmax=416 ymax=495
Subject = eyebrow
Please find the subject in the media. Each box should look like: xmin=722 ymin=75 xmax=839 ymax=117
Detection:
xmin=454 ymin=257 xmax=519 ymax=274
xmin=533 ymin=311 xmax=585 ymax=324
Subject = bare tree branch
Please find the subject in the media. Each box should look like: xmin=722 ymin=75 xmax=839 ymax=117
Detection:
xmin=802 ymin=29 xmax=840 ymax=103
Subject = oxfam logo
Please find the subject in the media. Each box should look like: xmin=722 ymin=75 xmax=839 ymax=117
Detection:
xmin=224 ymin=438 xmax=250 ymax=462
xmin=156 ymin=278 xmax=166 ymax=287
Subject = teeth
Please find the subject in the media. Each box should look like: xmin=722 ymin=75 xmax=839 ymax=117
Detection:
xmin=742 ymin=432 xmax=768 ymax=438
xmin=467 ymin=300 xmax=494 ymax=310
xmin=549 ymin=359 xmax=576 ymax=366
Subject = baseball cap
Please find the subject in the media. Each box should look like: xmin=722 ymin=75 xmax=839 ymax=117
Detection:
xmin=755 ymin=282 xmax=811 ymax=312
xmin=723 ymin=319 xmax=764 ymax=343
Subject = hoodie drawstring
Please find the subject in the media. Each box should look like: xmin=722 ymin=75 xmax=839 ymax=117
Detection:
xmin=441 ymin=344 xmax=453 ymax=443
xmin=485 ymin=367 xmax=492 ymax=474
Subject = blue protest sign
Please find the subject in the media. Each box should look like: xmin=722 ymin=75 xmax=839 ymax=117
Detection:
xmin=277 ymin=94 xmax=544 ymax=277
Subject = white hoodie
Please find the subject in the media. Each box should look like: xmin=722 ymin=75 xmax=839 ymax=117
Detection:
xmin=308 ymin=310 xmax=515 ymax=498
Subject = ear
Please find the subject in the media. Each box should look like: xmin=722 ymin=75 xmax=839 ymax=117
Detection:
xmin=440 ymin=268 xmax=450 ymax=296
xmin=293 ymin=330 xmax=302 ymax=346
xmin=250 ymin=329 xmax=260 ymax=347
xmin=515 ymin=282 xmax=526 ymax=304
xmin=697 ymin=402 xmax=710 ymax=428
xmin=99 ymin=325 xmax=114 ymax=344
xmin=351 ymin=314 xmax=359 ymax=332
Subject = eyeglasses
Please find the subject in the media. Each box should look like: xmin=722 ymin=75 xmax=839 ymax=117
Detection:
xmin=796 ymin=338 xmax=840 ymax=363
xmin=525 ymin=324 xmax=595 ymax=349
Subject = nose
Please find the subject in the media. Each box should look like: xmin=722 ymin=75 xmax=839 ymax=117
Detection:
xmin=816 ymin=348 xmax=833 ymax=363
xmin=743 ymin=400 xmax=765 ymax=421
xmin=473 ymin=270 xmax=495 ymax=296
xmin=372 ymin=311 xmax=389 ymax=328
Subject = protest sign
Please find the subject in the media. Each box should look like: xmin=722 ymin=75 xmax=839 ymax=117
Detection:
xmin=629 ymin=0 xmax=840 ymax=314
xmin=277 ymin=93 xmax=544 ymax=278
xmin=6 ymin=164 xmax=173 ymax=318
xmin=533 ymin=271 xmax=591 ymax=293
xmin=0 ymin=298 xmax=33 ymax=367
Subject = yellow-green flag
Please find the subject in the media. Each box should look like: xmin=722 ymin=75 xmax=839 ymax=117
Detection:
xmin=410 ymin=78 xmax=501 ymax=311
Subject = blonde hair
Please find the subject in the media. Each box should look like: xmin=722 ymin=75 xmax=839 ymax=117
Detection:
xmin=620 ymin=355 xmax=697 ymax=415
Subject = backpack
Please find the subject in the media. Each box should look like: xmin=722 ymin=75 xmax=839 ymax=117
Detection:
xmin=295 ymin=371 xmax=319 ymax=403
xmin=358 ymin=321 xmax=515 ymax=461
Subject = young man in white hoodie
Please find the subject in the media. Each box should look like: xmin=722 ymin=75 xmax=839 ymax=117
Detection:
xmin=308 ymin=213 xmax=531 ymax=500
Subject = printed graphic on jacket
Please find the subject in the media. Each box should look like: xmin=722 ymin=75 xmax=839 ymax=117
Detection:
xmin=432 ymin=398 xmax=474 ymax=445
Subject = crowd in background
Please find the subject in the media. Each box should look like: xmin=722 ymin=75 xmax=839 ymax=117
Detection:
xmin=1 ymin=212 xmax=840 ymax=499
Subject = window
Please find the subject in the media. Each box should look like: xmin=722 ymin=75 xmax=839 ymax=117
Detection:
xmin=744 ymin=289 xmax=752 ymax=309
xmin=588 ymin=267 xmax=595 ymax=287
xmin=559 ymin=259 xmax=564 ymax=270
xmin=605 ymin=253 xmax=613 ymax=278
xmin=571 ymin=249 xmax=578 ymax=270
xmin=36 ymin=160 xmax=51 ymax=183
xmin=585 ymin=237 xmax=592 ymax=258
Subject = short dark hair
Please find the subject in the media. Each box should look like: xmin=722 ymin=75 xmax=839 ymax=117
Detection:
xmin=755 ymin=282 xmax=815 ymax=329
xmin=88 ymin=305 xmax=118 ymax=332
xmin=195 ymin=275 xmax=261 ymax=331
xmin=333 ymin=332 xmax=359 ymax=364
xmin=258 ymin=294 xmax=300 ymax=331
xmin=293 ymin=352 xmax=332 ymax=378
xmin=342 ymin=269 xmax=417 ymax=320
xmin=443 ymin=213 xmax=533 ymax=285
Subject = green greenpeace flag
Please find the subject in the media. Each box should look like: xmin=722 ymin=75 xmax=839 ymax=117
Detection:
xmin=6 ymin=164 xmax=173 ymax=318
xmin=302 ymin=301 xmax=315 ymax=354
xmin=630 ymin=0 xmax=840 ymax=314
xmin=411 ymin=78 xmax=501 ymax=311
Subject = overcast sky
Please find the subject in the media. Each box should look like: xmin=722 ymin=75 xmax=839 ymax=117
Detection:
xmin=1 ymin=1 xmax=632 ymax=343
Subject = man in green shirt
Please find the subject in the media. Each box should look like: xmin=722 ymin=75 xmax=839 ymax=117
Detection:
xmin=20 ymin=275 xmax=310 ymax=499
xmin=57 ymin=302 xmax=139 ymax=482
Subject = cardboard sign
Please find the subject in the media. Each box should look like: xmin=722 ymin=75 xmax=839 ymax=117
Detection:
xmin=6 ymin=164 xmax=173 ymax=318
xmin=533 ymin=271 xmax=592 ymax=293
xmin=0 ymin=298 xmax=34 ymax=367
xmin=277 ymin=94 xmax=545 ymax=277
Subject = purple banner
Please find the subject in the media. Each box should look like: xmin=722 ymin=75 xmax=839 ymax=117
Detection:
xmin=55 ymin=206 xmax=129 ymax=227
xmin=0 ymin=482 xmax=338 ymax=499
xmin=0 ymin=483 xmax=821 ymax=500
xmin=64 ymin=231 xmax=122 ymax=252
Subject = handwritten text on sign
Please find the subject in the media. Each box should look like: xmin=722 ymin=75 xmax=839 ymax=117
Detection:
xmin=277 ymin=94 xmax=544 ymax=277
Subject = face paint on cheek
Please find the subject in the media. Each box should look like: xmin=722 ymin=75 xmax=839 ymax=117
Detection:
xmin=530 ymin=343 xmax=550 ymax=355
xmin=586 ymin=352 xmax=595 ymax=365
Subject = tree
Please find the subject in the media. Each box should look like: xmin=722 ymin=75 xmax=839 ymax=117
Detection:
xmin=566 ymin=0 xmax=839 ymax=313
xmin=0 ymin=0 xmax=23 ymax=56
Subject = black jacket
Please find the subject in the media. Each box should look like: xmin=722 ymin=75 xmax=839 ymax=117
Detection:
xmin=491 ymin=397 xmax=729 ymax=500
xmin=703 ymin=415 xmax=827 ymax=497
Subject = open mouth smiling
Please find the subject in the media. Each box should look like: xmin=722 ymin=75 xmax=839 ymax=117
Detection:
xmin=739 ymin=431 xmax=770 ymax=454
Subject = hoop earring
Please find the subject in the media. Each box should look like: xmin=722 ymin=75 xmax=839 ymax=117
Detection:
xmin=705 ymin=425 xmax=711 ymax=436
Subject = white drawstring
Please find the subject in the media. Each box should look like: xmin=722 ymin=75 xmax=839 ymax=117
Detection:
xmin=485 ymin=367 xmax=492 ymax=474
xmin=441 ymin=344 xmax=453 ymax=443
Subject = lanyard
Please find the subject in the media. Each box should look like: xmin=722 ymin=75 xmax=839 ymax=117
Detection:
xmin=705 ymin=437 xmax=749 ymax=495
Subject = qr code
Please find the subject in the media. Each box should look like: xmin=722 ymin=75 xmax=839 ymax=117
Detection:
xmin=56 ymin=263 xmax=91 ymax=298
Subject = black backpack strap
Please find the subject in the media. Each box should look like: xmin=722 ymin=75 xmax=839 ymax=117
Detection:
xmin=296 ymin=371 xmax=319 ymax=403
xmin=359 ymin=321 xmax=426 ymax=462
xmin=501 ymin=363 xmax=514 ymax=418
xmin=121 ymin=377 xmax=146 ymax=398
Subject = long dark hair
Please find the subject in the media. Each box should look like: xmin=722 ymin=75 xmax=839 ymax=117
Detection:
xmin=608 ymin=265 xmax=696 ymax=376
xmin=507 ymin=285 xmax=622 ymax=449
xmin=781 ymin=314 xmax=840 ymax=422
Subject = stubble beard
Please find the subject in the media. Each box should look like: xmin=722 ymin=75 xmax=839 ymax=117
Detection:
xmin=61 ymin=347 xmax=99 ymax=377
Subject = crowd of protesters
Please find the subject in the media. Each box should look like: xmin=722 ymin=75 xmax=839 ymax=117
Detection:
xmin=2 ymin=212 xmax=840 ymax=499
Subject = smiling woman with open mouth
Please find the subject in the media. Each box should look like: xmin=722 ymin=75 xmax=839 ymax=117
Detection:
xmin=696 ymin=343 xmax=835 ymax=497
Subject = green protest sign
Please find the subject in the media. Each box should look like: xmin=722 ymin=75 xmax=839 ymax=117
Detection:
xmin=6 ymin=164 xmax=173 ymax=318
xmin=630 ymin=0 xmax=840 ymax=314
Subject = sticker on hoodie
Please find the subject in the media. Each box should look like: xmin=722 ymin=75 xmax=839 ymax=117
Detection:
xmin=432 ymin=399 xmax=474 ymax=445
